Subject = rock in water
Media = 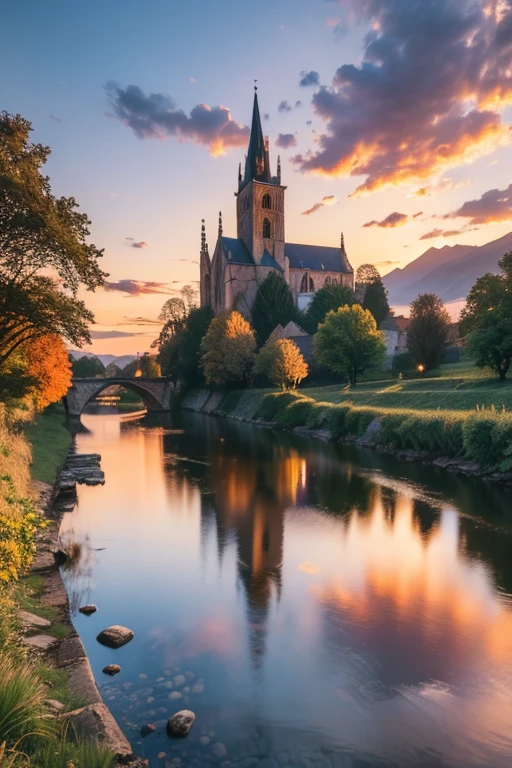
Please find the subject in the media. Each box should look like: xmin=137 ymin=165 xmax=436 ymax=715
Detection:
xmin=79 ymin=604 xmax=97 ymax=615
xmin=103 ymin=664 xmax=121 ymax=676
xmin=96 ymin=626 xmax=134 ymax=649
xmin=166 ymin=710 xmax=195 ymax=738
xmin=140 ymin=723 xmax=156 ymax=737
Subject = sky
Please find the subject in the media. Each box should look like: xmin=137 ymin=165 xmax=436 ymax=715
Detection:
xmin=2 ymin=0 xmax=512 ymax=355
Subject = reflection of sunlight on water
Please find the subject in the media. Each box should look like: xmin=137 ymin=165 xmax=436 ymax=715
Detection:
xmin=63 ymin=413 xmax=512 ymax=768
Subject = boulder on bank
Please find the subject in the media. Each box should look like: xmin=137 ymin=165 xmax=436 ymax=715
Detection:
xmin=103 ymin=664 xmax=121 ymax=676
xmin=166 ymin=710 xmax=195 ymax=738
xmin=96 ymin=625 xmax=134 ymax=649
xmin=64 ymin=703 xmax=133 ymax=763
xmin=79 ymin=604 xmax=97 ymax=615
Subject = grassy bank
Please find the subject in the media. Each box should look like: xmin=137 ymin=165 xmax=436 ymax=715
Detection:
xmin=182 ymin=362 xmax=512 ymax=474
xmin=0 ymin=403 xmax=116 ymax=767
xmin=24 ymin=403 xmax=71 ymax=485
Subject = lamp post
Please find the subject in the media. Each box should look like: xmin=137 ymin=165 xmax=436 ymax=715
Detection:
xmin=417 ymin=363 xmax=425 ymax=377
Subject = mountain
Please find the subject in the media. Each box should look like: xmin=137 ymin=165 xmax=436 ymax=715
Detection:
xmin=384 ymin=232 xmax=512 ymax=305
xmin=69 ymin=351 xmax=136 ymax=370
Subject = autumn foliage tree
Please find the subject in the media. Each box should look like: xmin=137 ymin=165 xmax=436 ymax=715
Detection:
xmin=254 ymin=338 xmax=308 ymax=390
xmin=23 ymin=335 xmax=72 ymax=409
xmin=313 ymin=304 xmax=386 ymax=385
xmin=200 ymin=311 xmax=256 ymax=387
xmin=0 ymin=112 xmax=106 ymax=367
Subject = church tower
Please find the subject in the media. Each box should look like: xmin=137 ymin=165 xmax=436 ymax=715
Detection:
xmin=236 ymin=89 xmax=286 ymax=269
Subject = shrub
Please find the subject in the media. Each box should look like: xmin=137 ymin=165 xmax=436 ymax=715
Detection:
xmin=255 ymin=391 xmax=306 ymax=421
xmin=275 ymin=396 xmax=316 ymax=428
xmin=462 ymin=413 xmax=504 ymax=466
xmin=325 ymin=403 xmax=352 ymax=439
xmin=0 ymin=654 xmax=54 ymax=748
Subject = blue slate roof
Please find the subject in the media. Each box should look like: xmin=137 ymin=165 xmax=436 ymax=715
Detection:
xmin=261 ymin=250 xmax=283 ymax=272
xmin=285 ymin=242 xmax=349 ymax=273
xmin=222 ymin=237 xmax=253 ymax=265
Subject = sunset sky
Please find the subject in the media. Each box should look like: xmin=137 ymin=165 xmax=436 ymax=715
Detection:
xmin=3 ymin=0 xmax=512 ymax=354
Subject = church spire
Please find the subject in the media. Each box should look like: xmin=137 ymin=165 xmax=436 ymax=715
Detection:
xmin=244 ymin=87 xmax=271 ymax=185
xmin=218 ymin=210 xmax=223 ymax=237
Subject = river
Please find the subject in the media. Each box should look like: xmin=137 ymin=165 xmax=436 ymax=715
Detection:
xmin=60 ymin=410 xmax=512 ymax=768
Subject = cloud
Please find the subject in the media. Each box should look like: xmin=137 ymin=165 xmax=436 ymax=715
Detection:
xmin=363 ymin=211 xmax=408 ymax=228
xmin=374 ymin=260 xmax=400 ymax=267
xmin=189 ymin=77 xmax=196 ymax=84
xmin=292 ymin=0 xmax=512 ymax=194
xmin=420 ymin=227 xmax=478 ymax=240
xmin=89 ymin=330 xmax=145 ymax=339
xmin=408 ymin=177 xmax=472 ymax=197
xmin=302 ymin=195 xmax=338 ymax=216
xmin=103 ymin=280 xmax=175 ymax=296
xmin=412 ymin=211 xmax=423 ymax=218
xmin=306 ymin=120 xmax=312 ymax=126
xmin=295 ymin=100 xmax=302 ymax=108
xmin=48 ymin=114 xmax=62 ymax=123
xmin=106 ymin=83 xmax=249 ymax=157
xmin=445 ymin=183 xmax=512 ymax=225
xmin=300 ymin=70 xmax=320 ymax=87
xmin=275 ymin=133 xmax=297 ymax=149
xmin=125 ymin=238 xmax=148 ymax=249
xmin=278 ymin=100 xmax=292 ymax=113
xmin=119 ymin=316 xmax=161 ymax=326
xmin=264 ymin=113 xmax=270 ymax=120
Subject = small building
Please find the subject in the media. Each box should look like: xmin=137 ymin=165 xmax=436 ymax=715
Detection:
xmin=199 ymin=90 xmax=354 ymax=317
xmin=269 ymin=321 xmax=314 ymax=365
xmin=380 ymin=315 xmax=409 ymax=369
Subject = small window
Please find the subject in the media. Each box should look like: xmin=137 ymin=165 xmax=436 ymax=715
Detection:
xmin=262 ymin=192 xmax=271 ymax=209
xmin=300 ymin=273 xmax=315 ymax=293
xmin=263 ymin=218 xmax=271 ymax=239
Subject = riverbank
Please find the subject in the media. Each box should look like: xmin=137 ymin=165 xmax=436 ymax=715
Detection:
xmin=0 ymin=402 xmax=140 ymax=766
xmin=181 ymin=381 xmax=512 ymax=483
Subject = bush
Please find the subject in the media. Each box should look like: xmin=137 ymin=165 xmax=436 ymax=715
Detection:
xmin=275 ymin=396 xmax=316 ymax=428
xmin=255 ymin=391 xmax=306 ymax=421
xmin=463 ymin=412 xmax=503 ymax=466
xmin=0 ymin=654 xmax=54 ymax=748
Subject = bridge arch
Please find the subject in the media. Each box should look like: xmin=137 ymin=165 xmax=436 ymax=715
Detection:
xmin=65 ymin=377 xmax=173 ymax=419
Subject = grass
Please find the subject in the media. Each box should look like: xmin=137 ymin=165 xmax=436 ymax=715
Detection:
xmin=24 ymin=404 xmax=71 ymax=485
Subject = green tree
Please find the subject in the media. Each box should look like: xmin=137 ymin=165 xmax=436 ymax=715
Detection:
xmin=176 ymin=306 xmax=215 ymax=386
xmin=139 ymin=354 xmax=161 ymax=378
xmin=407 ymin=293 xmax=451 ymax=371
xmin=356 ymin=264 xmax=390 ymax=325
xmin=460 ymin=252 xmax=512 ymax=379
xmin=251 ymin=272 xmax=296 ymax=345
xmin=254 ymin=338 xmax=309 ymax=390
xmin=69 ymin=354 xmax=105 ymax=378
xmin=0 ymin=112 xmax=106 ymax=366
xmin=313 ymin=304 xmax=386 ymax=385
xmin=200 ymin=311 xmax=256 ymax=387
xmin=303 ymin=283 xmax=356 ymax=333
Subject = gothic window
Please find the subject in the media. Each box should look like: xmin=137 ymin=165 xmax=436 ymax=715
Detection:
xmin=263 ymin=218 xmax=271 ymax=239
xmin=325 ymin=276 xmax=332 ymax=286
xmin=300 ymin=273 xmax=315 ymax=293
xmin=262 ymin=192 xmax=271 ymax=210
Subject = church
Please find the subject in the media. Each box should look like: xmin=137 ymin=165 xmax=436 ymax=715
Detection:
xmin=199 ymin=90 xmax=354 ymax=316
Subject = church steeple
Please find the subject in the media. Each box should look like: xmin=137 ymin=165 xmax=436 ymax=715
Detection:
xmin=244 ymin=89 xmax=271 ymax=185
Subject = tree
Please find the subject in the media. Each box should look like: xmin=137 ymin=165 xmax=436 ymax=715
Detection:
xmin=200 ymin=311 xmax=256 ymax=387
xmin=0 ymin=112 xmax=106 ymax=366
xmin=460 ymin=252 xmax=512 ymax=379
xmin=23 ymin=335 xmax=72 ymax=410
xmin=313 ymin=304 xmax=386 ymax=385
xmin=356 ymin=264 xmax=390 ymax=325
xmin=303 ymin=283 xmax=355 ymax=333
xmin=254 ymin=338 xmax=308 ymax=390
xmin=407 ymin=293 xmax=451 ymax=371
xmin=251 ymin=272 xmax=296 ymax=345
xmin=69 ymin=354 xmax=105 ymax=378
xmin=175 ymin=306 xmax=215 ymax=386
xmin=139 ymin=353 xmax=161 ymax=378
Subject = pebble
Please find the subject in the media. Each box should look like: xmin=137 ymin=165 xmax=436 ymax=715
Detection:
xmin=199 ymin=736 xmax=210 ymax=745
xmin=139 ymin=673 xmax=148 ymax=680
xmin=140 ymin=723 xmax=156 ymax=738
xmin=103 ymin=664 xmax=121 ymax=676
xmin=78 ymin=604 xmax=97 ymax=615
xmin=174 ymin=674 xmax=186 ymax=687
xmin=191 ymin=683 xmax=204 ymax=694
xmin=212 ymin=743 xmax=227 ymax=758
xmin=169 ymin=691 xmax=182 ymax=700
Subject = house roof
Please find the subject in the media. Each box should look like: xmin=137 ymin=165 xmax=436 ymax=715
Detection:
xmin=285 ymin=242 xmax=351 ymax=273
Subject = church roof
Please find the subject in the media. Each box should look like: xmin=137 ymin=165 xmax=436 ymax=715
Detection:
xmin=222 ymin=237 xmax=283 ymax=271
xmin=261 ymin=250 xmax=283 ymax=271
xmin=285 ymin=242 xmax=351 ymax=273
xmin=244 ymin=91 xmax=271 ymax=186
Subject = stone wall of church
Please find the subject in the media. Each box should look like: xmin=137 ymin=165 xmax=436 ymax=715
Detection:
xmin=288 ymin=269 xmax=353 ymax=302
xmin=224 ymin=263 xmax=279 ymax=317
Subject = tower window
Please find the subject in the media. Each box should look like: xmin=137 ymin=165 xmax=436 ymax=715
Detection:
xmin=262 ymin=192 xmax=271 ymax=210
xmin=263 ymin=218 xmax=271 ymax=239
xmin=300 ymin=273 xmax=315 ymax=293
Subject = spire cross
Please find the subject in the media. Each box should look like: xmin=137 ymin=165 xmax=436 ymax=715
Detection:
xmin=254 ymin=79 xmax=258 ymax=92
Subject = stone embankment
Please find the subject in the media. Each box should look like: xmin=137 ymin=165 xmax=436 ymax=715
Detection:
xmin=25 ymin=450 xmax=146 ymax=766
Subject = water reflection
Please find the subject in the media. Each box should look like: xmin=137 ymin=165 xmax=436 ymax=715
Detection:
xmin=60 ymin=411 xmax=512 ymax=768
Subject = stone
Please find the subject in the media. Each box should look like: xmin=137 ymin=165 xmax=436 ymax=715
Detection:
xmin=212 ymin=743 xmax=227 ymax=758
xmin=199 ymin=736 xmax=210 ymax=745
xmin=21 ymin=634 xmax=57 ymax=650
xmin=166 ymin=710 xmax=196 ymax=738
xmin=140 ymin=723 xmax=156 ymax=737
xmin=103 ymin=664 xmax=121 ymax=676
xmin=158 ymin=754 xmax=167 ymax=760
xmin=67 ymin=658 xmax=102 ymax=704
xmin=44 ymin=698 xmax=65 ymax=713
xmin=19 ymin=610 xmax=51 ymax=629
xmin=174 ymin=674 xmax=186 ymax=686
xmin=57 ymin=635 xmax=87 ymax=667
xmin=79 ymin=604 xmax=97 ymax=615
xmin=65 ymin=703 xmax=133 ymax=762
xmin=96 ymin=625 xmax=134 ymax=648
xmin=191 ymin=682 xmax=204 ymax=693
xmin=169 ymin=691 xmax=182 ymax=700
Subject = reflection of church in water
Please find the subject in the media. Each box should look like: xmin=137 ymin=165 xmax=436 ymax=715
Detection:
xmin=200 ymin=442 xmax=309 ymax=669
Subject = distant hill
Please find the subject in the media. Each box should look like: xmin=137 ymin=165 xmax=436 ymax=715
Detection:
xmin=69 ymin=351 xmax=136 ymax=371
xmin=384 ymin=232 xmax=512 ymax=305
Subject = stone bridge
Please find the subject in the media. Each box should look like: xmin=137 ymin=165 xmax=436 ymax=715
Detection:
xmin=65 ymin=377 xmax=174 ymax=418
